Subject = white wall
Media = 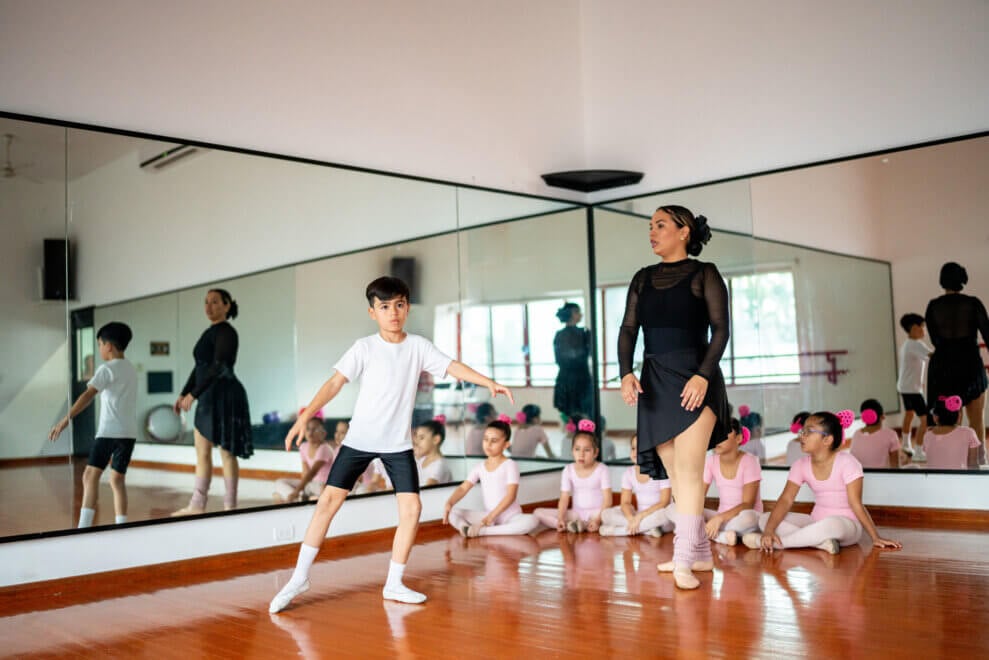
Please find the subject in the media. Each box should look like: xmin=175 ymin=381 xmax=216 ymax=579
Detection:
xmin=0 ymin=173 xmax=72 ymax=457
xmin=581 ymin=0 xmax=989 ymax=201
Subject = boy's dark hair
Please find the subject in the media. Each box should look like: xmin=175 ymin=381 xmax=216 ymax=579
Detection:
xmin=809 ymin=411 xmax=844 ymax=451
xmin=209 ymin=288 xmax=239 ymax=320
xmin=939 ymin=262 xmax=968 ymax=291
xmin=860 ymin=398 xmax=884 ymax=417
xmin=97 ymin=322 xmax=132 ymax=352
xmin=899 ymin=313 xmax=924 ymax=333
xmin=486 ymin=420 xmax=512 ymax=443
xmin=417 ymin=419 xmax=446 ymax=444
xmin=366 ymin=276 xmax=410 ymax=306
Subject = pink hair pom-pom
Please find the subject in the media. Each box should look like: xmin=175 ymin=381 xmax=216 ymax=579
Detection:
xmin=945 ymin=395 xmax=963 ymax=412
xmin=790 ymin=421 xmax=803 ymax=434
xmin=433 ymin=414 xmax=447 ymax=425
xmin=466 ymin=403 xmax=479 ymax=414
xmin=836 ymin=410 xmax=855 ymax=429
xmin=299 ymin=407 xmax=324 ymax=420
xmin=577 ymin=419 xmax=596 ymax=433
xmin=740 ymin=426 xmax=751 ymax=446
xmin=738 ymin=405 xmax=751 ymax=418
xmin=496 ymin=413 xmax=512 ymax=424
xmin=565 ymin=421 xmax=577 ymax=433
xmin=515 ymin=411 xmax=527 ymax=424
xmin=861 ymin=409 xmax=879 ymax=426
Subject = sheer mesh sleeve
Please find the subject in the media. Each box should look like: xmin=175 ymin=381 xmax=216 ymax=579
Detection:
xmin=697 ymin=262 xmax=730 ymax=380
xmin=180 ymin=368 xmax=197 ymax=397
xmin=975 ymin=297 xmax=989 ymax=346
xmin=618 ymin=268 xmax=647 ymax=378
xmin=190 ymin=324 xmax=239 ymax=398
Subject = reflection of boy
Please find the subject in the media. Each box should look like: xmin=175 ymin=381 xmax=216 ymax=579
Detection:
xmin=897 ymin=314 xmax=933 ymax=459
xmin=49 ymin=322 xmax=137 ymax=528
xmin=270 ymin=276 xmax=514 ymax=613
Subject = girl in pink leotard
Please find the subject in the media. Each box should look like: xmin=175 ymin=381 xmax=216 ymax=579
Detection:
xmin=746 ymin=410 xmax=901 ymax=555
xmin=533 ymin=420 xmax=611 ymax=533
xmin=701 ymin=418 xmax=762 ymax=545
xmin=599 ymin=434 xmax=673 ymax=537
xmin=444 ymin=418 xmax=539 ymax=537
xmin=924 ymin=395 xmax=980 ymax=469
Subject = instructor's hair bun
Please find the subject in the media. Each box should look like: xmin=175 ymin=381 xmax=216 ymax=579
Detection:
xmin=687 ymin=214 xmax=712 ymax=257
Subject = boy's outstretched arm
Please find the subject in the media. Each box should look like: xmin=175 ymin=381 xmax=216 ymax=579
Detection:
xmin=49 ymin=387 xmax=98 ymax=441
xmin=446 ymin=361 xmax=514 ymax=405
xmin=284 ymin=371 xmax=349 ymax=450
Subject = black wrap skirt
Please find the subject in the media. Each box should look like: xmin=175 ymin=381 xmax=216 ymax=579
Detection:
xmin=635 ymin=348 xmax=730 ymax=481
xmin=194 ymin=372 xmax=254 ymax=459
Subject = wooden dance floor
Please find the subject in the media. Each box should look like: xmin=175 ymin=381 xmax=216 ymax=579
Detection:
xmin=1 ymin=522 xmax=987 ymax=658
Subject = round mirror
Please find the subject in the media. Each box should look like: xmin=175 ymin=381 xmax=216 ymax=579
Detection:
xmin=145 ymin=404 xmax=183 ymax=443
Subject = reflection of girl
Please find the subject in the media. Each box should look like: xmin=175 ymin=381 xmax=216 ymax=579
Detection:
xmin=747 ymin=411 xmax=901 ymax=554
xmin=274 ymin=418 xmax=333 ymax=502
xmin=413 ymin=415 xmax=453 ymax=486
xmin=924 ymin=396 xmax=980 ymax=469
xmin=465 ymin=402 xmax=496 ymax=455
xmin=925 ymin=262 xmax=989 ymax=464
xmin=510 ymin=405 xmax=555 ymax=458
xmin=173 ymin=289 xmax=253 ymax=515
xmin=785 ymin=411 xmax=811 ymax=466
xmin=849 ymin=399 xmax=900 ymax=468
xmin=599 ymin=434 xmax=673 ymax=537
xmin=619 ymin=205 xmax=731 ymax=589
xmin=553 ymin=302 xmax=592 ymax=419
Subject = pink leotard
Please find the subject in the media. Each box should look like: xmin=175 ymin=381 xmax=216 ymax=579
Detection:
xmin=620 ymin=466 xmax=670 ymax=511
xmin=299 ymin=441 xmax=334 ymax=486
xmin=703 ymin=452 xmax=763 ymax=513
xmin=561 ymin=462 xmax=611 ymax=519
xmin=511 ymin=426 xmax=550 ymax=457
xmin=787 ymin=452 xmax=864 ymax=522
xmin=849 ymin=428 xmax=900 ymax=468
xmin=467 ymin=459 xmax=522 ymax=524
xmin=924 ymin=427 xmax=980 ymax=469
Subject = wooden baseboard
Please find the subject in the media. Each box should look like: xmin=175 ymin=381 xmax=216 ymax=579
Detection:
xmin=0 ymin=455 xmax=73 ymax=468
xmin=126 ymin=459 xmax=295 ymax=481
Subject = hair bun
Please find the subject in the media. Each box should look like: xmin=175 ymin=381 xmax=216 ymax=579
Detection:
xmin=433 ymin=414 xmax=447 ymax=425
xmin=945 ymin=395 xmax=963 ymax=413
xmin=515 ymin=411 xmax=527 ymax=424
xmin=790 ymin=421 xmax=803 ymax=434
xmin=740 ymin=426 xmax=751 ymax=446
xmin=836 ymin=410 xmax=855 ymax=429
xmin=565 ymin=420 xmax=577 ymax=433
xmin=693 ymin=215 xmax=712 ymax=245
xmin=861 ymin=409 xmax=879 ymax=425
xmin=497 ymin=413 xmax=512 ymax=424
xmin=577 ymin=419 xmax=596 ymax=433
xmin=738 ymin=404 xmax=751 ymax=418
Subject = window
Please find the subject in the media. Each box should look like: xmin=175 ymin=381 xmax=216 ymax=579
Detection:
xmin=597 ymin=270 xmax=799 ymax=387
xmin=433 ymin=297 xmax=586 ymax=387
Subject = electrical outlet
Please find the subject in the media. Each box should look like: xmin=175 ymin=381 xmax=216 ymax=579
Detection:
xmin=273 ymin=525 xmax=294 ymax=542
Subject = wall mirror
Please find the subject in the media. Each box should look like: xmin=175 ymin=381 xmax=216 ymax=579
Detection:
xmin=595 ymin=134 xmax=989 ymax=477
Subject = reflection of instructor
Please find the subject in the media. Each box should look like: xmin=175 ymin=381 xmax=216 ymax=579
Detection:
xmin=173 ymin=288 xmax=253 ymax=515
xmin=553 ymin=302 xmax=592 ymax=420
xmin=925 ymin=262 xmax=989 ymax=464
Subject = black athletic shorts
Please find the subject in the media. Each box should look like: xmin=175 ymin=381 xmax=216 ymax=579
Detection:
xmin=326 ymin=445 xmax=419 ymax=493
xmin=88 ymin=437 xmax=137 ymax=474
xmin=901 ymin=393 xmax=930 ymax=416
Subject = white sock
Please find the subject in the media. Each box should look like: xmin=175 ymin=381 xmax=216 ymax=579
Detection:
xmin=78 ymin=507 xmax=95 ymax=528
xmin=385 ymin=560 xmax=406 ymax=590
xmin=289 ymin=544 xmax=319 ymax=586
xmin=115 ymin=515 xmax=128 ymax=524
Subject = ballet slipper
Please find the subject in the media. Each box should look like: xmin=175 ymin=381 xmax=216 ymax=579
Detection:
xmin=657 ymin=559 xmax=713 ymax=573
xmin=816 ymin=539 xmax=840 ymax=555
xmin=672 ymin=567 xmax=700 ymax=590
xmin=715 ymin=530 xmax=738 ymax=546
xmin=171 ymin=505 xmax=206 ymax=517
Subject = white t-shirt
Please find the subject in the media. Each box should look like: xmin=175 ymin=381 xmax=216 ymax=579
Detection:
xmin=898 ymin=338 xmax=932 ymax=394
xmin=89 ymin=359 xmax=138 ymax=439
xmin=334 ymin=333 xmax=452 ymax=453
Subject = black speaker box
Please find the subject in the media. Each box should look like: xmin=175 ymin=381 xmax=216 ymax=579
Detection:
xmin=43 ymin=239 xmax=75 ymax=300
xmin=390 ymin=257 xmax=419 ymax=304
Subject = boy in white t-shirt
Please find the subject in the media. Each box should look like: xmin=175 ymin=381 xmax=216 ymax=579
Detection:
xmin=270 ymin=277 xmax=514 ymax=613
xmin=897 ymin=313 xmax=933 ymax=459
xmin=49 ymin=322 xmax=138 ymax=528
